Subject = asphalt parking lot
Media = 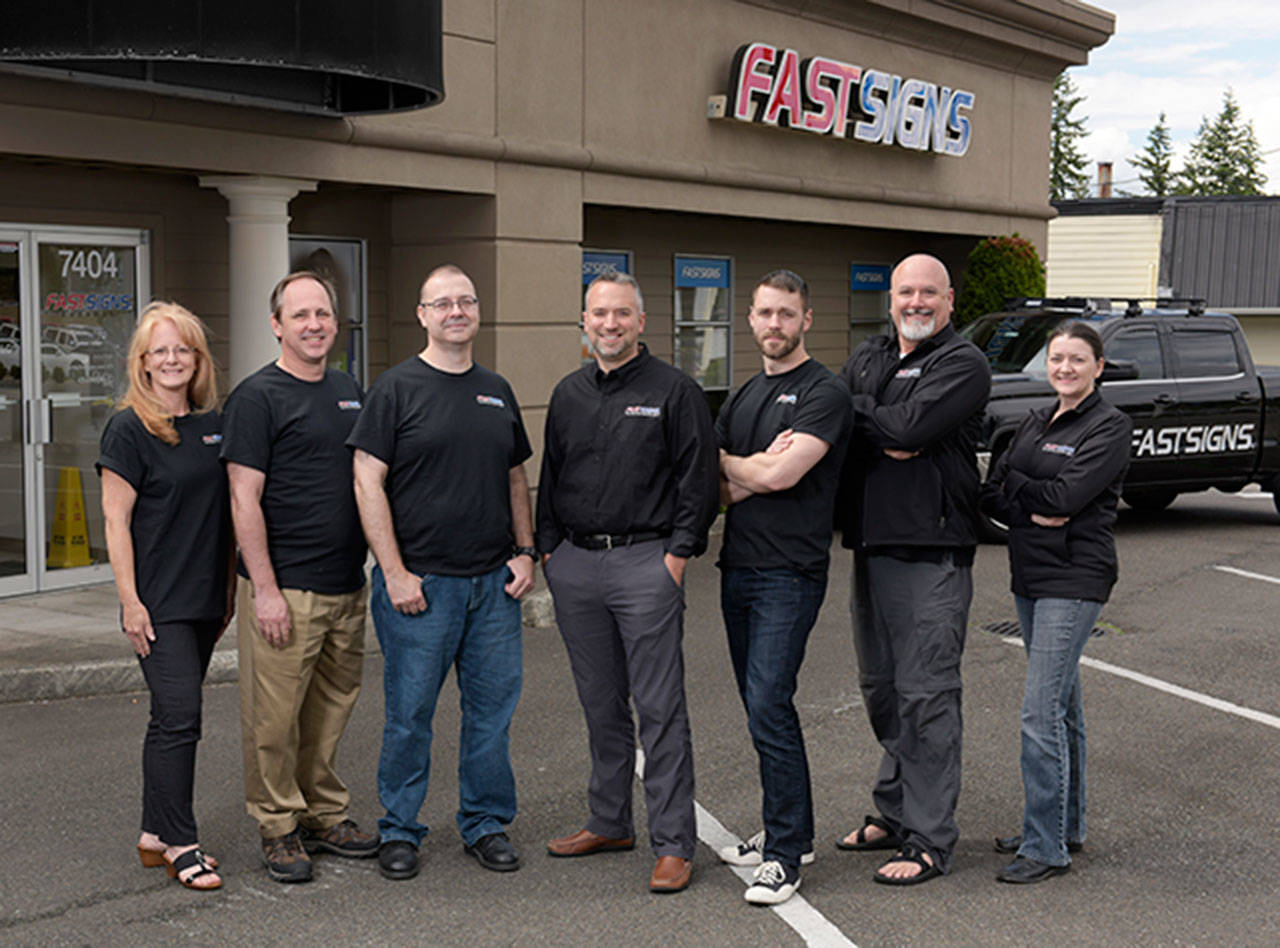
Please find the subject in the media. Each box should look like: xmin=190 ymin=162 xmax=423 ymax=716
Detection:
xmin=2 ymin=488 xmax=1278 ymax=945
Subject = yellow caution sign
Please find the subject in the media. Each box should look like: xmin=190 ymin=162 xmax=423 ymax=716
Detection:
xmin=47 ymin=466 xmax=91 ymax=568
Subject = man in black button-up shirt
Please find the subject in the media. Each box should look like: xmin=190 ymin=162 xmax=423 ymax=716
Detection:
xmin=538 ymin=272 xmax=718 ymax=894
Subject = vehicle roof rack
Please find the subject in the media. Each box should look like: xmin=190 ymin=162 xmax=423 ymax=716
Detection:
xmin=1123 ymin=297 xmax=1206 ymax=317
xmin=1003 ymin=297 xmax=1107 ymax=314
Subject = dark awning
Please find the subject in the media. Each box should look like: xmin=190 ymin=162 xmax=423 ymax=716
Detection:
xmin=0 ymin=0 xmax=443 ymax=116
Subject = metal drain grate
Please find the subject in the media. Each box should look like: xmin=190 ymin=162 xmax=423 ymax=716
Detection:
xmin=981 ymin=619 xmax=1117 ymax=638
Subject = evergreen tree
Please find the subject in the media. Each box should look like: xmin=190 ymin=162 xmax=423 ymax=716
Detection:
xmin=1131 ymin=112 xmax=1174 ymax=196
xmin=1177 ymin=89 xmax=1267 ymax=195
xmin=1050 ymin=72 xmax=1091 ymax=200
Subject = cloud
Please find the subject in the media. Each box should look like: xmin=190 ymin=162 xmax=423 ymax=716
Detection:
xmin=1069 ymin=7 xmax=1280 ymax=194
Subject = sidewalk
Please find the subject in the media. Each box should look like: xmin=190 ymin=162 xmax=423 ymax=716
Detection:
xmin=0 ymin=581 xmax=555 ymax=704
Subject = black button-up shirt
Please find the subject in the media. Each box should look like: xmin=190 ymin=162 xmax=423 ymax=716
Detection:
xmin=536 ymin=345 xmax=719 ymax=558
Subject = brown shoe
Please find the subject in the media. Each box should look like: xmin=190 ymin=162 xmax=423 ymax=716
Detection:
xmin=302 ymin=819 xmax=379 ymax=858
xmin=547 ymin=828 xmax=636 ymax=857
xmin=263 ymin=829 xmax=312 ymax=883
xmin=649 ymin=855 xmax=692 ymax=893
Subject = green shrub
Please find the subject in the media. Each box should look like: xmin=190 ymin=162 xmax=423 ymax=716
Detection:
xmin=954 ymin=234 xmax=1045 ymax=327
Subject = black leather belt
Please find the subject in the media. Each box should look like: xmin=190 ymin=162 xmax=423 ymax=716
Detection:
xmin=568 ymin=530 xmax=669 ymax=551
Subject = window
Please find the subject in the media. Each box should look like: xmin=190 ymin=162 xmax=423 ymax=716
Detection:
xmin=1170 ymin=329 xmax=1241 ymax=378
xmin=849 ymin=264 xmax=891 ymax=350
xmin=673 ymin=255 xmax=731 ymax=415
xmin=1105 ymin=328 xmax=1164 ymax=380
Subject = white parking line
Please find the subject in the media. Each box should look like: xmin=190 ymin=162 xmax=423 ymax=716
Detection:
xmin=1212 ymin=564 xmax=1280 ymax=586
xmin=635 ymin=750 xmax=857 ymax=947
xmin=998 ymin=638 xmax=1280 ymax=731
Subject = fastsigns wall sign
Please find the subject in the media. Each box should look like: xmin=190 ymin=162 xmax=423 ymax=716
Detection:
xmin=713 ymin=41 xmax=975 ymax=157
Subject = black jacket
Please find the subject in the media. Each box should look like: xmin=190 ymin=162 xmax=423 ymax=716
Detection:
xmin=980 ymin=390 xmax=1132 ymax=602
xmin=838 ymin=324 xmax=991 ymax=552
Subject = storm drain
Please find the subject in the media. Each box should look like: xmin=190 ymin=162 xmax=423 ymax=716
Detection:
xmin=981 ymin=619 xmax=1118 ymax=638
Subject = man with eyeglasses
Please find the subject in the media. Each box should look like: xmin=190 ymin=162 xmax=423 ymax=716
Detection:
xmin=222 ymin=270 xmax=378 ymax=884
xmin=538 ymin=272 xmax=718 ymax=894
xmin=347 ymin=264 xmax=537 ymax=882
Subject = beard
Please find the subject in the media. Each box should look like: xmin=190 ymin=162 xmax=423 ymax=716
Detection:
xmin=897 ymin=310 xmax=937 ymax=342
xmin=753 ymin=328 xmax=801 ymax=359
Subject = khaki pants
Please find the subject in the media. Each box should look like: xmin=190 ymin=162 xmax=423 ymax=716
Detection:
xmin=237 ymin=577 xmax=367 ymax=839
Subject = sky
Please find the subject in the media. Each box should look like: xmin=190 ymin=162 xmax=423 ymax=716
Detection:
xmin=1069 ymin=0 xmax=1280 ymax=196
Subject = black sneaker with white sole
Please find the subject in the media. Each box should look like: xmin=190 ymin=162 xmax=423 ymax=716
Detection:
xmin=719 ymin=830 xmax=815 ymax=867
xmin=744 ymin=859 xmax=801 ymax=905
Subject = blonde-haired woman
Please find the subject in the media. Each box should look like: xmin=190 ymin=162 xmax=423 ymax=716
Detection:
xmin=98 ymin=301 xmax=234 ymax=891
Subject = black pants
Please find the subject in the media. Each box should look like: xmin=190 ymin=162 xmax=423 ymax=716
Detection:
xmin=138 ymin=619 xmax=220 ymax=845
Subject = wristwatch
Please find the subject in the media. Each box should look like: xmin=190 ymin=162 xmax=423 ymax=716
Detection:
xmin=513 ymin=546 xmax=539 ymax=562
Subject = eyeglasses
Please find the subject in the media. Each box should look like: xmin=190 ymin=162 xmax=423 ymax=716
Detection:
xmin=420 ymin=296 xmax=479 ymax=314
xmin=146 ymin=345 xmax=195 ymax=360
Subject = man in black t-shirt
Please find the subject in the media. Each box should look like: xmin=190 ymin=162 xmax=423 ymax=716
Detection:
xmin=348 ymin=264 xmax=537 ymax=883
xmin=716 ymin=269 xmax=852 ymax=905
xmin=538 ymin=272 xmax=718 ymax=895
xmin=223 ymin=271 xmax=377 ymax=884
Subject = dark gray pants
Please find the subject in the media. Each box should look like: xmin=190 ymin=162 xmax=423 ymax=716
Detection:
xmin=544 ymin=539 xmax=695 ymax=859
xmin=852 ymin=551 xmax=971 ymax=873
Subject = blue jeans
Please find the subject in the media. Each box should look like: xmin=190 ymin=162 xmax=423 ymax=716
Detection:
xmin=371 ymin=564 xmax=522 ymax=847
xmin=1014 ymin=595 xmax=1101 ymax=866
xmin=722 ymin=567 xmax=827 ymax=869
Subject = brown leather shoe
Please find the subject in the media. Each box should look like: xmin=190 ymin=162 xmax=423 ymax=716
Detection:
xmin=546 ymin=828 xmax=636 ymax=857
xmin=649 ymin=855 xmax=692 ymax=893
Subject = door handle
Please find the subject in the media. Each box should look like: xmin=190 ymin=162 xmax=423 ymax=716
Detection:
xmin=26 ymin=398 xmax=51 ymax=445
xmin=1153 ymin=393 xmax=1177 ymax=406
xmin=1236 ymin=390 xmax=1260 ymax=403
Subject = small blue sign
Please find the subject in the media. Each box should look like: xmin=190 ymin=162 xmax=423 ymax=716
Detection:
xmin=850 ymin=264 xmax=890 ymax=292
xmin=582 ymin=251 xmax=631 ymax=285
xmin=675 ymin=256 xmax=731 ymax=288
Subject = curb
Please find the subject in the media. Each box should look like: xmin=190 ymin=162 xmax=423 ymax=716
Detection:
xmin=0 ymin=589 xmax=556 ymax=705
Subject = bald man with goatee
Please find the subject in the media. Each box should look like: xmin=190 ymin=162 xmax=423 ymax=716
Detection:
xmin=834 ymin=253 xmax=990 ymax=886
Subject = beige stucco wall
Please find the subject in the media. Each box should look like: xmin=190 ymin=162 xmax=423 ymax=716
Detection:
xmin=1046 ymin=214 xmax=1163 ymax=300
xmin=0 ymin=0 xmax=1114 ymax=459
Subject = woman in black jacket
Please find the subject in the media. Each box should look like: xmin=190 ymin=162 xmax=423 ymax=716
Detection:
xmin=979 ymin=320 xmax=1132 ymax=884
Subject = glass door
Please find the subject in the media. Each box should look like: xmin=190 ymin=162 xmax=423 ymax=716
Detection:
xmin=0 ymin=226 xmax=148 ymax=596
xmin=0 ymin=234 xmax=30 ymax=596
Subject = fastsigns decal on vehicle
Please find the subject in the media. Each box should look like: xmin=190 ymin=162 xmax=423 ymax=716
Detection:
xmin=1131 ymin=423 xmax=1256 ymax=457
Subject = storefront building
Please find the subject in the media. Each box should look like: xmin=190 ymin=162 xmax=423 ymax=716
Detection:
xmin=0 ymin=0 xmax=1113 ymax=596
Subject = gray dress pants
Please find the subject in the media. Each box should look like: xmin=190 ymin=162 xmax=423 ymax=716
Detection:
xmin=544 ymin=538 xmax=695 ymax=859
xmin=852 ymin=551 xmax=971 ymax=873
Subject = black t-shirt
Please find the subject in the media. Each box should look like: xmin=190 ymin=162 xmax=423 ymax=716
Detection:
xmin=97 ymin=407 xmax=230 ymax=624
xmin=716 ymin=358 xmax=852 ymax=579
xmin=346 ymin=356 xmax=532 ymax=576
xmin=221 ymin=364 xmax=368 ymax=594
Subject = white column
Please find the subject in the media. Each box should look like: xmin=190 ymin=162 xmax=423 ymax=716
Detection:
xmin=199 ymin=175 xmax=318 ymax=385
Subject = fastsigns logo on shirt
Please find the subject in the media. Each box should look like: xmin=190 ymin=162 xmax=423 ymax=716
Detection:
xmin=202 ymin=433 xmax=223 ymax=445
xmin=624 ymin=405 xmax=661 ymax=418
xmin=476 ymin=394 xmax=506 ymax=408
xmin=895 ymin=367 xmax=922 ymax=378
xmin=337 ymin=399 xmax=361 ymax=410
xmin=1041 ymin=442 xmax=1076 ymax=456
xmin=775 ymin=393 xmax=797 ymax=404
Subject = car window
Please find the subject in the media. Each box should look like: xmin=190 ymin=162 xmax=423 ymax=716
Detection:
xmin=1105 ymin=328 xmax=1164 ymax=380
xmin=1170 ymin=329 xmax=1241 ymax=378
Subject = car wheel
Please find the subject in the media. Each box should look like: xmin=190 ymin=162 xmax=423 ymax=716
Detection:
xmin=1122 ymin=489 xmax=1177 ymax=512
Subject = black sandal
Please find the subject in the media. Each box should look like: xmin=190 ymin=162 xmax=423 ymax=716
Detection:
xmin=872 ymin=844 xmax=942 ymax=886
xmin=164 ymin=848 xmax=222 ymax=890
xmin=836 ymin=815 xmax=902 ymax=852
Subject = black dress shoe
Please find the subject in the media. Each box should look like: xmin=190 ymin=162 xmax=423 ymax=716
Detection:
xmin=378 ymin=840 xmax=419 ymax=880
xmin=993 ymin=834 xmax=1083 ymax=855
xmin=466 ymin=832 xmax=521 ymax=872
xmin=996 ymin=856 xmax=1071 ymax=884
